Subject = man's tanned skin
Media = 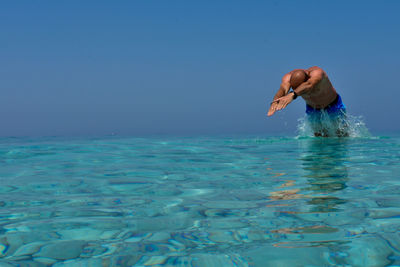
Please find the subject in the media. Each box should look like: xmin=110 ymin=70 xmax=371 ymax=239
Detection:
xmin=267 ymin=66 xmax=338 ymax=116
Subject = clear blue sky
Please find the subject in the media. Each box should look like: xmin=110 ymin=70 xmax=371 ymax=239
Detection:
xmin=1 ymin=1 xmax=399 ymax=136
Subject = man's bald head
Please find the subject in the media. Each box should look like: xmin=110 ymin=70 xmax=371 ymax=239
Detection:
xmin=290 ymin=70 xmax=308 ymax=89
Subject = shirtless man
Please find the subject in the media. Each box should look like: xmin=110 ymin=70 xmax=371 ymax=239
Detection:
xmin=267 ymin=66 xmax=348 ymax=137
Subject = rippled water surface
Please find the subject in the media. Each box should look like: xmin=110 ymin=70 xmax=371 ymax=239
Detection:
xmin=0 ymin=135 xmax=399 ymax=266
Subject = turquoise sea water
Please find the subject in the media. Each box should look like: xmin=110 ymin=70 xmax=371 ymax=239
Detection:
xmin=0 ymin=134 xmax=399 ymax=266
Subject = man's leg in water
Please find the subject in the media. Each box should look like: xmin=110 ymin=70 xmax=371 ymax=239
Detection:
xmin=307 ymin=110 xmax=349 ymax=137
xmin=306 ymin=111 xmax=325 ymax=137
xmin=306 ymin=105 xmax=330 ymax=137
xmin=333 ymin=111 xmax=350 ymax=137
xmin=328 ymin=95 xmax=349 ymax=137
xmin=316 ymin=112 xmax=349 ymax=137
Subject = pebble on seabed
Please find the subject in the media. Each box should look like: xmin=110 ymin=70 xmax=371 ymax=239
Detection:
xmin=345 ymin=236 xmax=393 ymax=266
xmin=190 ymin=254 xmax=249 ymax=267
xmin=52 ymin=258 xmax=104 ymax=267
xmin=0 ymin=243 xmax=8 ymax=257
xmin=58 ymin=228 xmax=105 ymax=241
xmin=34 ymin=257 xmax=58 ymax=265
xmin=33 ymin=240 xmax=87 ymax=260
xmin=147 ymin=232 xmax=171 ymax=242
xmin=12 ymin=242 xmax=44 ymax=257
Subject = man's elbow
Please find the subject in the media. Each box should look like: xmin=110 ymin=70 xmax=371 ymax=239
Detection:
xmin=297 ymin=82 xmax=314 ymax=95
xmin=305 ymin=81 xmax=314 ymax=89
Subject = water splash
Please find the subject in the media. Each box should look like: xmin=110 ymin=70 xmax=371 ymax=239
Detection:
xmin=297 ymin=110 xmax=370 ymax=138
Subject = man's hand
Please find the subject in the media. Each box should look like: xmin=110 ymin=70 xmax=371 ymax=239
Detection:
xmin=267 ymin=101 xmax=279 ymax=116
xmin=267 ymin=93 xmax=294 ymax=116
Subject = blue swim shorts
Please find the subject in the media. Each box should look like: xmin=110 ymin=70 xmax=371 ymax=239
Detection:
xmin=305 ymin=94 xmax=349 ymax=136
xmin=306 ymin=94 xmax=346 ymax=115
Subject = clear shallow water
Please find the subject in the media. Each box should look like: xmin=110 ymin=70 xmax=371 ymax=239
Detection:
xmin=0 ymin=135 xmax=399 ymax=266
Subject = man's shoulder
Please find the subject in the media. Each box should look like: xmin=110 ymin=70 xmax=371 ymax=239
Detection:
xmin=307 ymin=66 xmax=326 ymax=78
xmin=307 ymin=66 xmax=324 ymax=72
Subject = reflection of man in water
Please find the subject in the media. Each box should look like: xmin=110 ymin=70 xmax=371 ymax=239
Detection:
xmin=267 ymin=66 xmax=348 ymax=137
xmin=300 ymin=138 xmax=349 ymax=212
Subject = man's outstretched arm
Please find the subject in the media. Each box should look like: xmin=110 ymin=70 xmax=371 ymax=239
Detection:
xmin=267 ymin=74 xmax=291 ymax=116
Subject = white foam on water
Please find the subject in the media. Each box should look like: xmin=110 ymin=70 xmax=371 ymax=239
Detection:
xmin=297 ymin=110 xmax=370 ymax=138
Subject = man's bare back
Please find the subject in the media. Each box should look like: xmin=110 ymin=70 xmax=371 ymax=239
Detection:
xmin=267 ymin=66 xmax=348 ymax=137
xmin=300 ymin=67 xmax=338 ymax=109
